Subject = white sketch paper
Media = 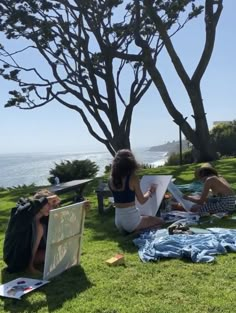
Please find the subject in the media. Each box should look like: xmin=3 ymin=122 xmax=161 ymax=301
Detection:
xmin=0 ymin=278 xmax=49 ymax=300
xmin=43 ymin=201 xmax=86 ymax=280
xmin=167 ymin=181 xmax=195 ymax=211
xmin=136 ymin=175 xmax=172 ymax=216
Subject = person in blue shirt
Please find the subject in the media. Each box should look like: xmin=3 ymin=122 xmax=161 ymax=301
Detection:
xmin=108 ymin=149 xmax=164 ymax=234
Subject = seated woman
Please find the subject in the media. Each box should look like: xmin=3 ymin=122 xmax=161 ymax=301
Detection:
xmin=183 ymin=163 xmax=236 ymax=216
xmin=108 ymin=149 xmax=164 ymax=234
xmin=3 ymin=190 xmax=61 ymax=274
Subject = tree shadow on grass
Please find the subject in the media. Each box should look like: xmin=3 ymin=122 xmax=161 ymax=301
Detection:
xmin=1 ymin=265 xmax=92 ymax=313
xmin=45 ymin=266 xmax=92 ymax=312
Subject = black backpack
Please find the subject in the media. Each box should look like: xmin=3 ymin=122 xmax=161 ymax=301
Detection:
xmin=3 ymin=197 xmax=48 ymax=273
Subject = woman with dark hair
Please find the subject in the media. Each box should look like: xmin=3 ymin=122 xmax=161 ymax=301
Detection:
xmin=108 ymin=149 xmax=164 ymax=233
xmin=184 ymin=163 xmax=236 ymax=216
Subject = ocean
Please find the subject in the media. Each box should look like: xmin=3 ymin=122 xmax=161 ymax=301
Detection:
xmin=0 ymin=148 xmax=168 ymax=188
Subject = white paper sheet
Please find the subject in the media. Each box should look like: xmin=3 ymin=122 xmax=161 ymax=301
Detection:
xmin=167 ymin=181 xmax=195 ymax=211
xmin=136 ymin=175 xmax=172 ymax=216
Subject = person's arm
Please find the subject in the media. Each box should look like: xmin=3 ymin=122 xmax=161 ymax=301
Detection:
xmin=47 ymin=195 xmax=61 ymax=208
xmin=132 ymin=175 xmax=153 ymax=204
xmin=184 ymin=179 xmax=211 ymax=205
xmin=82 ymin=200 xmax=91 ymax=213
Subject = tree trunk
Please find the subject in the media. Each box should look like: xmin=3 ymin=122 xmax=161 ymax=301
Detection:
xmin=136 ymin=0 xmax=223 ymax=163
xmin=186 ymin=84 xmax=217 ymax=162
xmin=182 ymin=124 xmax=216 ymax=162
xmin=105 ymin=131 xmax=131 ymax=157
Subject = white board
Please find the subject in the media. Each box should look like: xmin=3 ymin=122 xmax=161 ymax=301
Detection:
xmin=136 ymin=175 xmax=172 ymax=216
xmin=43 ymin=201 xmax=86 ymax=280
xmin=167 ymin=181 xmax=195 ymax=211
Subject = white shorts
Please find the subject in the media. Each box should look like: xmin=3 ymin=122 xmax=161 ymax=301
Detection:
xmin=115 ymin=206 xmax=141 ymax=233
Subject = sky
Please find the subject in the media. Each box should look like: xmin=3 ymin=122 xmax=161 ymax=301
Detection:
xmin=0 ymin=1 xmax=235 ymax=155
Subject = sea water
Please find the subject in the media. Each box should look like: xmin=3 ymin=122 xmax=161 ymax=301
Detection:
xmin=0 ymin=147 xmax=168 ymax=188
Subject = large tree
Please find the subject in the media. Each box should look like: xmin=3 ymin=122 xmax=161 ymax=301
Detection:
xmin=123 ymin=0 xmax=222 ymax=161
xmin=0 ymin=0 xmax=155 ymax=156
xmin=0 ymin=1 xmax=222 ymax=161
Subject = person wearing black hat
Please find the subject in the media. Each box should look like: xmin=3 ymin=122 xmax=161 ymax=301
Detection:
xmin=183 ymin=163 xmax=236 ymax=216
xmin=3 ymin=190 xmax=61 ymax=274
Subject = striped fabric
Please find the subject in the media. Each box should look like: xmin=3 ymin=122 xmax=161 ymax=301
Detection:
xmin=200 ymin=195 xmax=236 ymax=216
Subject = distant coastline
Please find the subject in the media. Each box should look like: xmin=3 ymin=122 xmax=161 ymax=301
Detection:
xmin=149 ymin=140 xmax=189 ymax=155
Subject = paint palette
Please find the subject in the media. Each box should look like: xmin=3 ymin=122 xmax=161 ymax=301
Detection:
xmin=0 ymin=278 xmax=49 ymax=299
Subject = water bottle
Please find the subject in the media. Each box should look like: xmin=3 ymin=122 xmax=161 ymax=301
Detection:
xmin=54 ymin=176 xmax=60 ymax=185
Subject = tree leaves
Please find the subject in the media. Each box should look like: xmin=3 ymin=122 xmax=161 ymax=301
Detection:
xmin=0 ymin=0 xmax=221 ymax=160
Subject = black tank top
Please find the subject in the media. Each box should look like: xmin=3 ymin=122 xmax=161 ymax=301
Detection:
xmin=109 ymin=175 xmax=135 ymax=203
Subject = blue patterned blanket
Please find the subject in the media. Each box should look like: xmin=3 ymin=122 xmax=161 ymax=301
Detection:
xmin=133 ymin=228 xmax=236 ymax=263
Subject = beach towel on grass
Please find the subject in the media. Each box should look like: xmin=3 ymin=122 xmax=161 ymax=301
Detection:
xmin=133 ymin=228 xmax=236 ymax=263
xmin=176 ymin=181 xmax=203 ymax=193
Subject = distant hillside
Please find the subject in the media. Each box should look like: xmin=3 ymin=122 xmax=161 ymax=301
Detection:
xmin=149 ymin=140 xmax=189 ymax=154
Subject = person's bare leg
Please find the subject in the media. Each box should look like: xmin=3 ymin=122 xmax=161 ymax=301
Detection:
xmin=27 ymin=221 xmax=44 ymax=274
xmin=34 ymin=249 xmax=45 ymax=264
xmin=135 ymin=216 xmax=164 ymax=232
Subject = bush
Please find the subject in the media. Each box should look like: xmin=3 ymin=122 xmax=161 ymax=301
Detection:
xmin=48 ymin=159 xmax=99 ymax=184
xmin=165 ymin=149 xmax=194 ymax=166
xmin=210 ymin=120 xmax=236 ymax=156
xmin=104 ymin=164 xmax=111 ymax=174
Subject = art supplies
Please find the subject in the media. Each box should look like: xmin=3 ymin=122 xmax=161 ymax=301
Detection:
xmin=0 ymin=278 xmax=49 ymax=300
xmin=105 ymin=254 xmax=125 ymax=266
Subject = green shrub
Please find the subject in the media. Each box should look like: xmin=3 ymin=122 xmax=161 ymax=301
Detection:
xmin=165 ymin=149 xmax=193 ymax=165
xmin=48 ymin=159 xmax=99 ymax=184
xmin=104 ymin=164 xmax=111 ymax=174
xmin=210 ymin=120 xmax=236 ymax=156
xmin=7 ymin=184 xmax=36 ymax=191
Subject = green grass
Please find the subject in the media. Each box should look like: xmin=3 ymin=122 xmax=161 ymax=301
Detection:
xmin=1 ymin=158 xmax=236 ymax=313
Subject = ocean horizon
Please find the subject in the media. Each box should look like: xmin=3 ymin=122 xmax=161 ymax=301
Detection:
xmin=0 ymin=147 xmax=168 ymax=188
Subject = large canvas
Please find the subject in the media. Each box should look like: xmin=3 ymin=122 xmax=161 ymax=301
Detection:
xmin=43 ymin=201 xmax=86 ymax=280
xmin=136 ymin=175 xmax=172 ymax=216
xmin=167 ymin=181 xmax=195 ymax=211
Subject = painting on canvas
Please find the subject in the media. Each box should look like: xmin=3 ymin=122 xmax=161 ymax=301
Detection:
xmin=43 ymin=201 xmax=86 ymax=280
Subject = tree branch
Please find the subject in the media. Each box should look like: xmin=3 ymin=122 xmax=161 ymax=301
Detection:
xmin=143 ymin=0 xmax=191 ymax=88
xmin=192 ymin=0 xmax=223 ymax=83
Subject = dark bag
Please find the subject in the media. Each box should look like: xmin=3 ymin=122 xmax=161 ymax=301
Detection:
xmin=3 ymin=197 xmax=47 ymax=273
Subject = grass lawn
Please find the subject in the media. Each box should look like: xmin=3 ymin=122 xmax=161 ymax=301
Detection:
xmin=0 ymin=158 xmax=236 ymax=313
